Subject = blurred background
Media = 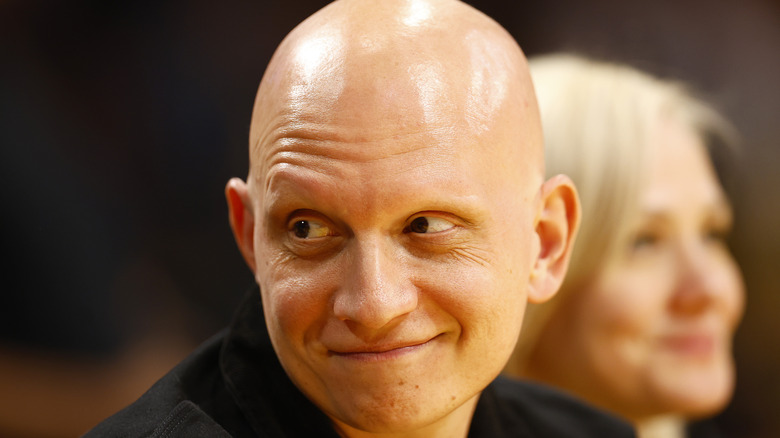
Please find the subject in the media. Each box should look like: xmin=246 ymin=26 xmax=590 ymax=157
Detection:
xmin=0 ymin=0 xmax=777 ymax=437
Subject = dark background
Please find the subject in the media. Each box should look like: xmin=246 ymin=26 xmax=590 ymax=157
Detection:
xmin=1 ymin=0 xmax=778 ymax=437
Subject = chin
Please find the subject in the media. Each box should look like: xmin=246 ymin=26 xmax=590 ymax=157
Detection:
xmin=333 ymin=402 xmax=439 ymax=435
xmin=658 ymin=360 xmax=736 ymax=419
xmin=680 ymin=384 xmax=734 ymax=419
xmin=328 ymin=381 xmax=477 ymax=436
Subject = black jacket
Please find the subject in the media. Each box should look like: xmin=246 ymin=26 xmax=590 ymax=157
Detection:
xmin=85 ymin=288 xmax=635 ymax=437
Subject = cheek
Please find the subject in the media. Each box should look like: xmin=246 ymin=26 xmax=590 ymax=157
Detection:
xmin=714 ymin=257 xmax=746 ymax=331
xmin=436 ymin=260 xmax=528 ymax=362
xmin=581 ymin=271 xmax=669 ymax=350
xmin=256 ymin=247 xmax=340 ymax=343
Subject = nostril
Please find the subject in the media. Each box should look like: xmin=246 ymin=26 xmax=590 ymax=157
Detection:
xmin=333 ymin=280 xmax=418 ymax=330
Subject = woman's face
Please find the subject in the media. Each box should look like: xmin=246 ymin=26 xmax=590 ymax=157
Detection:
xmin=530 ymin=118 xmax=745 ymax=421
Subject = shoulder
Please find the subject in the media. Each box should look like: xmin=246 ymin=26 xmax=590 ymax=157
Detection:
xmin=89 ymin=399 xmax=233 ymax=438
xmin=82 ymin=331 xmax=242 ymax=438
xmin=471 ymin=376 xmax=636 ymax=438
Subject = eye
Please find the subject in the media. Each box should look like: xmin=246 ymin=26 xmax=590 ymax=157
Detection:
xmin=703 ymin=226 xmax=730 ymax=245
xmin=404 ymin=216 xmax=455 ymax=234
xmin=630 ymin=231 xmax=660 ymax=251
xmin=290 ymin=219 xmax=332 ymax=239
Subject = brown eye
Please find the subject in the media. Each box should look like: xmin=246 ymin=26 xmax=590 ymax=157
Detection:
xmin=408 ymin=217 xmax=429 ymax=233
xmin=292 ymin=220 xmax=310 ymax=238
xmin=290 ymin=219 xmax=331 ymax=239
xmin=404 ymin=216 xmax=455 ymax=234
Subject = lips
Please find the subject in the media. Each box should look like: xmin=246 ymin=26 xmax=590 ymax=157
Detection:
xmin=327 ymin=335 xmax=440 ymax=362
xmin=661 ymin=333 xmax=717 ymax=357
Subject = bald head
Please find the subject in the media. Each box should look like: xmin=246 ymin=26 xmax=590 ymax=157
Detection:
xmin=226 ymin=2 xmax=580 ymax=434
xmin=249 ymin=0 xmax=542 ymax=181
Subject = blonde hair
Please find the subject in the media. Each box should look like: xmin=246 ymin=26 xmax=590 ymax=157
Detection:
xmin=506 ymin=54 xmax=737 ymax=374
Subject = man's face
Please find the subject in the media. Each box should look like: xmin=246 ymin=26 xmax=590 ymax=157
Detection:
xmin=249 ymin=51 xmax=544 ymax=434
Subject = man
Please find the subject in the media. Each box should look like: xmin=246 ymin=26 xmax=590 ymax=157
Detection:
xmin=86 ymin=0 xmax=634 ymax=436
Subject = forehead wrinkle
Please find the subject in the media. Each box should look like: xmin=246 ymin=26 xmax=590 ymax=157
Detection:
xmin=252 ymin=108 xmax=339 ymax=182
xmin=257 ymin=107 xmax=459 ymax=168
xmin=260 ymin=128 xmax=466 ymax=198
xmin=262 ymin=133 xmax=452 ymax=187
xmin=262 ymin=146 xmax=489 ymax=229
xmin=262 ymin=160 xmax=336 ymax=212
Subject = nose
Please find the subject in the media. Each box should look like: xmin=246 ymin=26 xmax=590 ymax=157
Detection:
xmin=669 ymin=239 xmax=740 ymax=316
xmin=333 ymin=236 xmax=418 ymax=331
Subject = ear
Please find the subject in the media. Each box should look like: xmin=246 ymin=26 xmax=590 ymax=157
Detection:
xmin=225 ymin=178 xmax=257 ymax=273
xmin=528 ymin=174 xmax=581 ymax=304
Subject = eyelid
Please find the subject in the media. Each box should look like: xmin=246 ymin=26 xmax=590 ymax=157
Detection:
xmin=285 ymin=210 xmax=338 ymax=236
xmin=404 ymin=213 xmax=459 ymax=234
xmin=282 ymin=211 xmax=343 ymax=258
xmin=286 ymin=209 xmax=327 ymax=223
xmin=626 ymin=224 xmax=664 ymax=253
xmin=703 ymin=223 xmax=731 ymax=243
xmin=287 ymin=214 xmax=320 ymax=228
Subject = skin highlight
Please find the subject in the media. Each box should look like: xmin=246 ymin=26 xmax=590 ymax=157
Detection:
xmin=225 ymin=1 xmax=580 ymax=437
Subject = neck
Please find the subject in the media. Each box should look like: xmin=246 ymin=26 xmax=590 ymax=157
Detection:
xmin=637 ymin=415 xmax=686 ymax=438
xmin=332 ymin=394 xmax=480 ymax=438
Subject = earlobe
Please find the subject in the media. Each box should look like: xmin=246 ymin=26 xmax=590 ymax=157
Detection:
xmin=528 ymin=174 xmax=580 ymax=304
xmin=225 ymin=178 xmax=257 ymax=273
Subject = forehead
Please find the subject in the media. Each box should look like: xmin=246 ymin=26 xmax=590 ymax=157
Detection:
xmin=253 ymin=99 xmax=540 ymax=230
xmin=254 ymin=70 xmax=539 ymax=227
xmin=266 ymin=41 xmax=511 ymax=138
xmin=258 ymin=101 xmax=520 ymax=203
xmin=254 ymin=69 xmax=534 ymax=203
xmin=642 ymin=118 xmax=727 ymax=213
xmin=250 ymin=20 xmax=536 ymax=166
xmin=247 ymin=4 xmax=543 ymax=209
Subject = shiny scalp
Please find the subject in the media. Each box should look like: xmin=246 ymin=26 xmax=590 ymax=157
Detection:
xmin=247 ymin=0 xmax=543 ymax=192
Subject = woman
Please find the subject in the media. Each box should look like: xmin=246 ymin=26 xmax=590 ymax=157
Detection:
xmin=505 ymin=54 xmax=745 ymax=438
